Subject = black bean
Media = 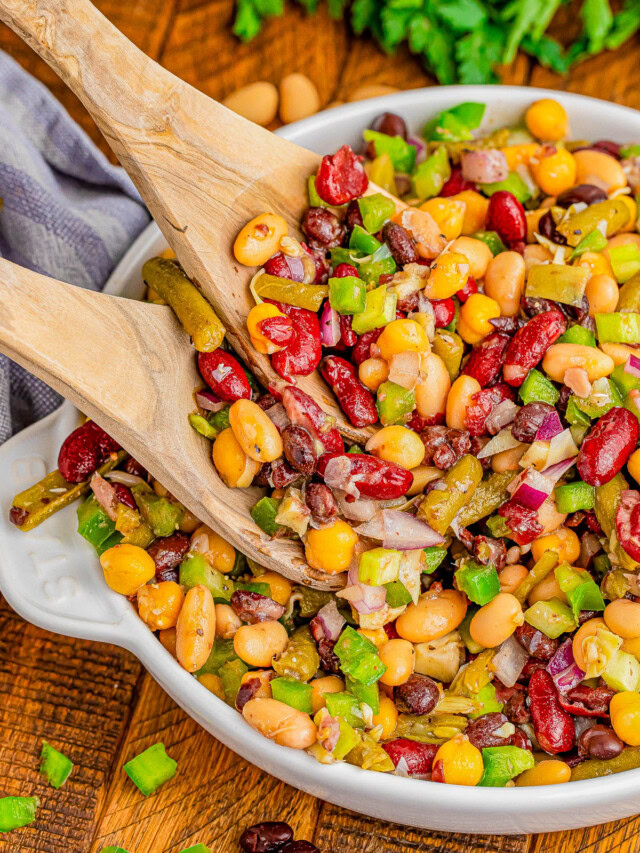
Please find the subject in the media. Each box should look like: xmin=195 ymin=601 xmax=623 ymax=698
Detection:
xmin=556 ymin=183 xmax=608 ymax=208
xmin=382 ymin=221 xmax=417 ymax=266
xmin=305 ymin=483 xmax=339 ymax=522
xmin=394 ymin=674 xmax=439 ymax=715
xmin=302 ymin=207 xmax=345 ymax=249
xmin=282 ymin=425 xmax=317 ymax=476
xmin=511 ymin=402 xmax=557 ymax=443
xmin=239 ymin=821 xmax=294 ymax=852
xmin=578 ymin=724 xmax=624 ymax=761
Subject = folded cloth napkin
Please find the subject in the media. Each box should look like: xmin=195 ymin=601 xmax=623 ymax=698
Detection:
xmin=0 ymin=50 xmax=150 ymax=444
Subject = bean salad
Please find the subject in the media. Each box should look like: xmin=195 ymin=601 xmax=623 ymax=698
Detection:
xmin=10 ymin=97 xmax=640 ymax=789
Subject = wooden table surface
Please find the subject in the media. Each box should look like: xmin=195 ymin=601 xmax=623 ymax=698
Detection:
xmin=1 ymin=2 xmax=639 ymax=851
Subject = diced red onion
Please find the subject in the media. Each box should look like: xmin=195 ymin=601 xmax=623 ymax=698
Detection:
xmin=265 ymin=402 xmax=291 ymax=431
xmin=535 ymin=410 xmax=563 ymax=441
xmin=104 ymin=470 xmax=146 ymax=487
xmin=284 ymin=254 xmax=305 ymax=282
xmin=508 ymin=468 xmax=553 ymax=510
xmin=493 ymin=634 xmax=529 ymax=688
xmin=337 ymin=574 xmax=386 ymax=615
xmin=624 ymin=354 xmax=640 ymax=379
xmin=388 ymin=351 xmax=420 ymax=390
xmin=477 ymin=428 xmax=521 ymax=459
xmin=485 ymin=400 xmax=519 ymax=436
xmin=408 ymin=135 xmax=426 ymax=165
xmin=323 ymin=457 xmax=359 ymax=498
xmin=540 ymin=455 xmax=577 ymax=484
xmin=547 ymin=639 xmax=576 ymax=676
xmin=461 ymin=149 xmax=509 ymax=184
xmin=90 ymin=472 xmax=118 ymax=522
xmin=320 ymin=301 xmax=341 ymax=347
xmin=577 ymin=532 xmax=602 ymax=568
xmin=336 ymin=490 xmax=378 ymax=521
xmin=315 ymin=600 xmax=346 ymax=642
xmin=546 ymin=428 xmax=579 ymax=468
xmin=196 ymin=389 xmax=226 ymax=412
xmin=553 ymin=663 xmax=586 ymax=694
xmin=354 ymin=509 xmax=444 ymax=549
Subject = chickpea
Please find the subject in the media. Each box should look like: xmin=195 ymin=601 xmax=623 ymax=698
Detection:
xmin=310 ymin=675 xmax=345 ymax=713
xmin=491 ymin=444 xmax=527 ymax=473
xmin=100 ymin=543 xmax=156 ymax=596
xmin=377 ymin=319 xmax=429 ymax=361
xmin=379 ymin=639 xmax=416 ymax=686
xmin=396 ymin=589 xmax=467 ymax=644
xmin=542 ymin=343 xmax=614 ymax=383
xmin=600 ymin=342 xmax=640 ymax=366
xmin=415 ymin=353 xmax=450 ymax=420
xmin=446 ymin=375 xmax=481 ymax=430
xmin=242 ymin=697 xmax=317 ymax=749
xmin=359 ymin=357 xmax=389 ymax=392
xmin=406 ymin=464 xmax=442 ymax=496
xmin=531 ymin=527 xmax=580 ymax=565
xmin=604 ymin=599 xmax=640 ymax=639
xmin=448 ymin=237 xmax=493 ymax=279
xmin=458 ymin=293 xmax=501 ymax=344
xmin=159 ymin=627 xmax=177 ymax=657
xmin=434 ymin=734 xmax=484 ymax=785
xmin=137 ymin=581 xmax=184 ymax=631
xmin=215 ymin=603 xmax=242 ymax=638
xmin=176 ymin=584 xmax=216 ymax=672
xmin=627 ymin=448 xmax=640 ymax=485
xmin=258 ymin=571 xmax=293 ymax=606
xmin=515 ymin=760 xmax=571 ymax=786
xmin=484 ymin=252 xmax=526 ymax=317
xmin=305 ymin=519 xmax=358 ymax=574
xmin=425 ymin=252 xmax=470 ymax=300
xmin=191 ymin=524 xmax=236 ymax=572
xmin=212 ymin=428 xmax=261 ymax=488
xmin=447 ymin=191 xmax=489 ymax=236
xmin=531 ymin=148 xmax=576 ymax=196
xmin=585 ymin=274 xmax=619 ymax=316
xmin=198 ymin=672 xmax=226 ymax=700
xmin=470 ymin=593 xmax=524 ymax=648
xmin=419 ymin=197 xmax=466 ymax=241
xmin=619 ymin=195 xmax=638 ymax=233
xmin=234 ymin=212 xmax=288 ymax=266
xmin=365 ymin=425 xmax=425 ymax=469
xmin=572 ymin=617 xmax=606 ymax=671
xmin=234 ymin=620 xmax=289 ymax=668
xmin=372 ymin=694 xmax=399 ymax=739
xmin=229 ymin=399 xmax=283 ymax=463
xmin=525 ymin=99 xmax=569 ymax=141
xmin=573 ymin=149 xmax=627 ymax=193
xmin=499 ymin=564 xmax=529 ymax=595
xmin=610 ymin=692 xmax=640 ymax=746
xmin=575 ymin=251 xmax=614 ymax=279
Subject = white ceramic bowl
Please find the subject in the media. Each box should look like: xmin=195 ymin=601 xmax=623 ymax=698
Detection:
xmin=1 ymin=86 xmax=640 ymax=835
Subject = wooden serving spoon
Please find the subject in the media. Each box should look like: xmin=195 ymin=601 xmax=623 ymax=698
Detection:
xmin=0 ymin=258 xmax=346 ymax=589
xmin=0 ymin=0 xmax=404 ymax=447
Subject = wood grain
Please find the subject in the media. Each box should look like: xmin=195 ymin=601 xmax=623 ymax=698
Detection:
xmin=0 ymin=1 xmax=639 ymax=851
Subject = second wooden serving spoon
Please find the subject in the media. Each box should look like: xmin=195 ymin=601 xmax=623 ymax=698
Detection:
xmin=0 ymin=0 xmax=406 ymax=588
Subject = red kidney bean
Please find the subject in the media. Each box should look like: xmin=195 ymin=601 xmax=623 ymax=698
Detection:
xmin=503 ymin=310 xmax=566 ymax=387
xmin=440 ymin=166 xmax=476 ymax=197
xmin=420 ymin=424 xmax=470 ymax=470
xmin=302 ymin=207 xmax=345 ymax=249
xmin=269 ymin=303 xmax=322 ymax=381
xmin=467 ymin=712 xmax=515 ymax=749
xmin=461 ymin=332 xmax=510 ymax=388
xmin=113 ymin=483 xmax=136 ymax=510
xmin=578 ymin=724 xmax=624 ymax=761
xmin=255 ymin=458 xmax=301 ymax=489
xmin=239 ymin=821 xmax=294 ymax=852
xmin=281 ymin=386 xmax=344 ymax=455
xmin=498 ymin=499 xmax=543 ymax=546
xmin=198 ymin=350 xmax=251 ymax=402
xmin=556 ymin=184 xmax=608 ymax=208
xmin=334 ymin=262 xmax=359 ymax=279
xmin=486 ymin=191 xmax=526 ymax=245
xmin=407 ymin=411 xmax=445 ymax=433
xmin=123 ymin=457 xmax=149 ymax=480
xmin=8 ymin=506 xmax=28 ymax=527
xmin=394 ymin=674 xmax=440 ymax=715
xmin=615 ymin=489 xmax=640 ymax=562
xmin=557 ymin=684 xmax=615 ymax=717
xmin=515 ymin=623 xmax=558 ymax=661
xmin=382 ymin=221 xmax=418 ymax=266
xmin=315 ymin=145 xmax=368 ymax=205
xmin=382 ymin=738 xmax=438 ymax=776
xmin=456 ymin=275 xmax=478 ymax=303
xmin=577 ymin=407 xmax=639 ymax=486
xmin=282 ymin=425 xmax=318 ymax=475
xmin=352 ymin=327 xmax=384 ymax=366
xmin=230 ymin=590 xmax=285 ymax=624
xmin=465 ymin=382 xmax=516 ymax=437
xmin=511 ymin=402 xmax=557 ymax=443
xmin=258 ymin=314 xmax=296 ymax=348
xmin=384 ymin=621 xmax=400 ymax=640
xmin=494 ymin=682 xmax=531 ymax=724
xmin=147 ymin=532 xmax=190 ymax=583
xmin=431 ymin=298 xmax=456 ymax=329
xmin=280 ymin=843 xmax=320 ymax=853
xmin=317 ymin=452 xmax=413 ymax=499
xmin=320 ymin=355 xmax=378 ymax=428
xmin=58 ymin=421 xmax=121 ymax=484
xmin=519 ymin=659 xmax=547 ymax=682
xmin=305 ymin=483 xmax=339 ymax=522
xmin=511 ymin=727 xmax=533 ymax=751
xmin=339 ymin=314 xmax=357 ymax=347
xmin=528 ymin=669 xmax=575 ymax=755
xmin=264 ymin=252 xmax=305 ymax=282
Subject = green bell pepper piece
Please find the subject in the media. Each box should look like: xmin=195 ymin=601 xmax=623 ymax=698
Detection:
xmin=554 ymin=481 xmax=595 ymax=513
xmin=384 ymin=579 xmax=413 ymax=608
xmin=468 ymin=683 xmax=503 ymax=718
xmin=423 ymin=545 xmax=448 ymax=574
xmin=271 ymin=677 xmax=314 ymax=713
xmin=558 ymin=325 xmax=596 ymax=347
xmin=471 ymin=230 xmax=506 ymax=256
xmin=565 ymin=395 xmax=591 ymax=427
xmin=479 ymin=746 xmax=534 ymax=787
xmin=77 ymin=494 xmax=121 ymax=554
xmin=358 ymin=193 xmax=396 ymax=233
xmin=123 ymin=743 xmax=177 ymax=796
xmin=251 ymin=496 xmax=283 ymax=536
xmin=610 ymin=243 xmax=640 ymax=284
xmin=195 ymin=638 xmax=237 ymax=676
xmin=189 ymin=413 xmax=218 ymax=439
xmin=524 ymin=599 xmax=577 ymax=638
xmin=602 ymin=649 xmax=640 ymax=692
xmin=526 ymin=264 xmax=590 ymax=308
xmin=480 ymin=171 xmax=532 ymax=203
xmin=376 ymin=381 xmax=416 ymax=426
xmin=351 ymin=285 xmax=396 ymax=334
xmin=179 ymin=552 xmax=234 ymax=603
xmin=555 ymin=563 xmax=605 ymax=621
xmin=334 ymin=626 xmax=386 ymax=685
xmin=424 ymin=102 xmax=485 ymax=142
xmin=40 ymin=742 xmax=73 ymax=789
xmin=358 ymin=244 xmax=396 ymax=285
xmin=218 ymin=658 xmax=249 ymax=705
xmin=131 ymin=484 xmax=183 ymax=537
xmin=325 ymin=692 xmax=365 ymax=728
xmin=611 ymin=362 xmax=640 ymax=397
xmin=621 ymin=144 xmax=640 ymax=158
xmin=362 ymin=129 xmax=416 ymax=172
xmin=455 ymin=561 xmax=500 ymax=606
xmin=519 ymin=368 xmax=559 ymax=405
xmin=349 ymin=224 xmax=382 ymax=255
xmin=329 ymin=275 xmax=366 ymax=314
xmin=345 ymin=675 xmax=380 ymax=715
xmin=333 ymin=718 xmax=361 ymax=760
xmin=569 ymin=229 xmax=608 ymax=259
xmin=596 ymin=312 xmax=640 ymax=343
xmin=367 ymin=153 xmax=398 ymax=196
xmin=234 ymin=581 xmax=271 ymax=597
xmin=359 ymin=547 xmax=402 ymax=586
xmin=411 ymin=145 xmax=451 ymax=200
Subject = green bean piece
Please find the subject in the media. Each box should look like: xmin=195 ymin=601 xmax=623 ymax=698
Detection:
xmin=455 ymin=471 xmax=517 ymax=528
xmin=513 ymin=552 xmax=559 ymax=604
xmin=557 ymin=198 xmax=631 ymax=247
xmin=142 ymin=257 xmax=225 ymax=352
xmin=272 ymin=625 xmax=320 ymax=682
xmin=432 ymin=330 xmax=464 ymax=382
xmin=254 ymin=273 xmax=328 ymax=311
xmin=616 ymin=270 xmax=640 ymax=312
xmin=601 ymin=568 xmax=632 ymax=601
xmin=345 ymin=731 xmax=394 ymax=772
xmin=595 ymin=473 xmax=639 ymax=570
xmin=296 ymin=586 xmax=336 ymax=618
xmin=571 ymin=747 xmax=640 ymax=780
xmin=394 ymin=713 xmax=469 ymax=744
xmin=418 ymin=454 xmax=483 ymax=535
xmin=450 ymin=649 xmax=495 ymax=695
xmin=10 ymin=451 xmax=127 ymax=532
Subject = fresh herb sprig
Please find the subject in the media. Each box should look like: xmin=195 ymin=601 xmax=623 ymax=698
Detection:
xmin=232 ymin=0 xmax=640 ymax=86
